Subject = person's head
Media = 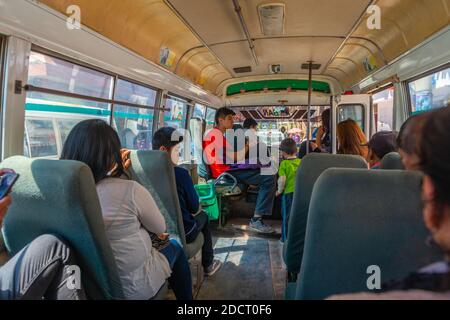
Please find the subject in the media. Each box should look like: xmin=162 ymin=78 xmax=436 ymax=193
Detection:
xmin=60 ymin=119 xmax=124 ymax=183
xmin=419 ymin=107 xmax=450 ymax=255
xmin=321 ymin=109 xmax=331 ymax=131
xmin=243 ymin=118 xmax=258 ymax=131
xmin=336 ymin=119 xmax=368 ymax=158
xmin=280 ymin=138 xmax=298 ymax=158
xmin=366 ymin=131 xmax=398 ymax=167
xmin=280 ymin=127 xmax=287 ymax=134
xmin=152 ymin=127 xmax=183 ymax=166
xmin=214 ymin=107 xmax=235 ymax=131
xmin=397 ymin=112 xmax=430 ymax=170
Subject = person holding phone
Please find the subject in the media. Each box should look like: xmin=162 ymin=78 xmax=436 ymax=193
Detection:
xmin=0 ymin=169 xmax=86 ymax=300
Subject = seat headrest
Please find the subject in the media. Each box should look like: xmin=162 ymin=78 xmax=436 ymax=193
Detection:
xmin=380 ymin=152 xmax=405 ymax=170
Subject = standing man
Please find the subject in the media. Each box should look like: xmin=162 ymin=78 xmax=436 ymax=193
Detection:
xmin=203 ymin=108 xmax=277 ymax=234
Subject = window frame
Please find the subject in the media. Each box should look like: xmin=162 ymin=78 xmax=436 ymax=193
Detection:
xmin=0 ymin=35 xmax=6 ymax=158
xmin=336 ymin=103 xmax=366 ymax=132
xmin=406 ymin=62 xmax=450 ymax=115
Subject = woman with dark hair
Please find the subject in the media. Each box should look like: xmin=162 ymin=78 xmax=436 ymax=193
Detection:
xmin=330 ymin=107 xmax=450 ymax=299
xmin=397 ymin=112 xmax=430 ymax=170
xmin=61 ymin=119 xmax=192 ymax=300
xmin=316 ymin=108 xmax=332 ymax=153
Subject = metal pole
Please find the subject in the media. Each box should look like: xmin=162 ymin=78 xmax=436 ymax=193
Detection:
xmin=306 ymin=61 xmax=313 ymax=154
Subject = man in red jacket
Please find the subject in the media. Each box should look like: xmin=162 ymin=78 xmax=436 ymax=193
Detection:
xmin=202 ymin=108 xmax=276 ymax=234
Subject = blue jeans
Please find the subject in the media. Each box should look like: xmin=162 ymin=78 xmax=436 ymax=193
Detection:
xmin=159 ymin=240 xmax=193 ymax=300
xmin=227 ymin=169 xmax=277 ymax=217
xmin=282 ymin=193 xmax=294 ymax=242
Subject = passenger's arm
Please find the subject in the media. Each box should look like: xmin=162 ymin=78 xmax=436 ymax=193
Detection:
xmin=276 ymin=162 xmax=286 ymax=197
xmin=276 ymin=176 xmax=286 ymax=197
xmin=133 ymin=183 xmax=166 ymax=235
xmin=183 ymin=173 xmax=200 ymax=215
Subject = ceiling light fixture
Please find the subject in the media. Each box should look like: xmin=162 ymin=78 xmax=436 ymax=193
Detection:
xmin=258 ymin=3 xmax=286 ymax=36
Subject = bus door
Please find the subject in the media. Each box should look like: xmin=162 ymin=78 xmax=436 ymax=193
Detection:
xmin=332 ymin=94 xmax=372 ymax=154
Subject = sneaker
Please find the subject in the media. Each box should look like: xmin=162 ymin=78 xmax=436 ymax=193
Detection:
xmin=249 ymin=219 xmax=275 ymax=234
xmin=204 ymin=259 xmax=222 ymax=277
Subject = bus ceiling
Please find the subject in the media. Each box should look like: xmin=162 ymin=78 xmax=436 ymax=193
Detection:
xmin=21 ymin=0 xmax=450 ymax=98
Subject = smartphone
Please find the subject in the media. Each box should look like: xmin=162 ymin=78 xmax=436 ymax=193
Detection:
xmin=0 ymin=173 xmax=19 ymax=200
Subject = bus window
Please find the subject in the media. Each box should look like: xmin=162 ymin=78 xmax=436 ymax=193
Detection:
xmin=24 ymin=118 xmax=58 ymax=158
xmin=205 ymin=107 xmax=216 ymax=131
xmin=112 ymin=79 xmax=157 ymax=150
xmin=113 ymin=105 xmax=154 ymax=150
xmin=28 ymin=52 xmax=113 ymax=99
xmin=373 ymin=87 xmax=394 ymax=132
xmin=193 ymin=103 xmax=206 ymax=119
xmin=408 ymin=66 xmax=450 ymax=114
xmin=164 ymin=96 xmax=188 ymax=129
xmin=190 ymin=103 xmax=206 ymax=162
xmin=24 ymin=51 xmax=114 ymax=158
xmin=337 ymin=104 xmax=365 ymax=132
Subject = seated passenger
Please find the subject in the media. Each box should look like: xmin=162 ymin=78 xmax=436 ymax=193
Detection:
xmin=315 ymin=109 xmax=332 ymax=153
xmin=396 ymin=112 xmax=430 ymax=170
xmin=60 ymin=119 xmax=192 ymax=300
xmin=298 ymin=140 xmax=321 ymax=159
xmin=152 ymin=127 xmax=222 ymax=277
xmin=276 ymin=139 xmax=301 ymax=242
xmin=0 ymin=170 xmax=86 ymax=300
xmin=203 ymin=108 xmax=277 ymax=234
xmin=329 ymin=107 xmax=450 ymax=300
xmin=337 ymin=119 xmax=369 ymax=159
xmin=365 ymin=131 xmax=398 ymax=169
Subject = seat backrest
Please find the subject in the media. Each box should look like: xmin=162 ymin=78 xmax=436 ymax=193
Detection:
xmin=285 ymin=153 xmax=368 ymax=274
xmin=128 ymin=151 xmax=186 ymax=248
xmin=0 ymin=156 xmax=124 ymax=299
xmin=380 ymin=152 xmax=405 ymax=170
xmin=296 ymin=169 xmax=440 ymax=300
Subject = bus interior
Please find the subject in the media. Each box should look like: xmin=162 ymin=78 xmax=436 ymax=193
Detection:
xmin=0 ymin=0 xmax=449 ymax=301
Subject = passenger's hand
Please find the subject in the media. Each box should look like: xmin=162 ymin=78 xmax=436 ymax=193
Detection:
xmin=0 ymin=195 xmax=12 ymax=226
xmin=0 ymin=169 xmax=15 ymax=176
xmin=276 ymin=191 xmax=282 ymax=197
xmin=310 ymin=142 xmax=318 ymax=151
xmin=158 ymin=233 xmax=169 ymax=241
xmin=121 ymin=149 xmax=132 ymax=170
xmin=316 ymin=126 xmax=325 ymax=141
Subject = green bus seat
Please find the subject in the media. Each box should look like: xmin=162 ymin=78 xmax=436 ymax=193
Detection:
xmin=296 ymin=169 xmax=440 ymax=300
xmin=0 ymin=156 xmax=124 ymax=300
xmin=128 ymin=151 xmax=204 ymax=259
xmin=380 ymin=152 xmax=405 ymax=170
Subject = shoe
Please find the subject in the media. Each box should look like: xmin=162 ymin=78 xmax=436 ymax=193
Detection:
xmin=204 ymin=259 xmax=222 ymax=277
xmin=249 ymin=219 xmax=275 ymax=234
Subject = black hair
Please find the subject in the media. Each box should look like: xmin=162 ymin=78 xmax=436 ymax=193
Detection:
xmin=243 ymin=118 xmax=258 ymax=129
xmin=152 ymin=127 xmax=183 ymax=151
xmin=419 ymin=107 xmax=450 ymax=207
xmin=60 ymin=119 xmax=124 ymax=183
xmin=322 ymin=108 xmax=331 ymax=131
xmin=397 ymin=112 xmax=429 ymax=155
xmin=280 ymin=138 xmax=298 ymax=155
xmin=214 ymin=107 xmax=236 ymax=125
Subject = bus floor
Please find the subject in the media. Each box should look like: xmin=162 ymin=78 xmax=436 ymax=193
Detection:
xmin=185 ymin=218 xmax=286 ymax=300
